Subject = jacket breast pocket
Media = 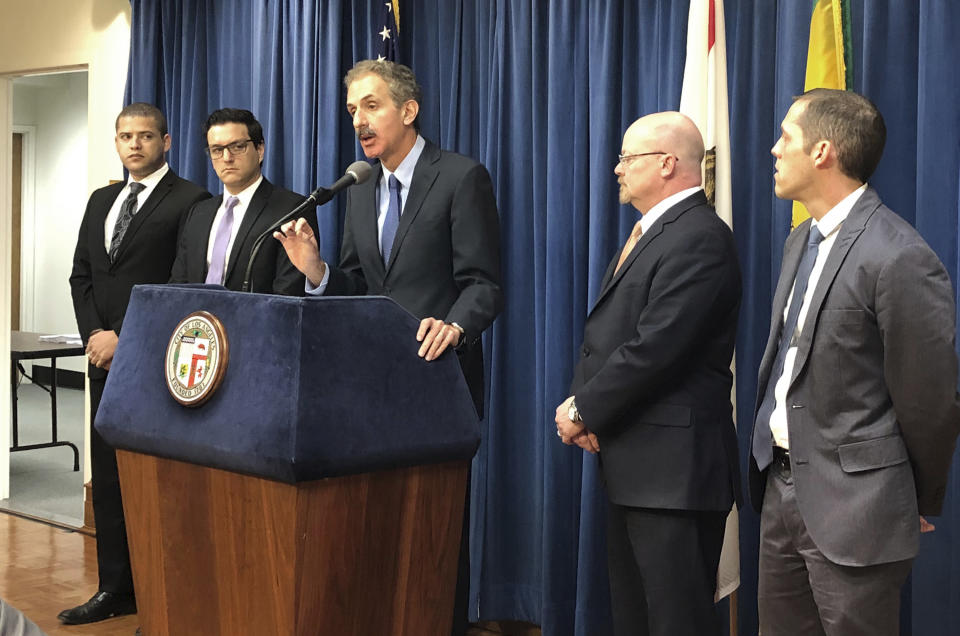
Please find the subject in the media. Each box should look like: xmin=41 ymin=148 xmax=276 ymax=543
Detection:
xmin=819 ymin=308 xmax=868 ymax=326
xmin=639 ymin=403 xmax=692 ymax=428
xmin=837 ymin=435 xmax=909 ymax=473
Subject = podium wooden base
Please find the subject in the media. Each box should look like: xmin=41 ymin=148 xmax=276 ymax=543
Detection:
xmin=117 ymin=451 xmax=468 ymax=636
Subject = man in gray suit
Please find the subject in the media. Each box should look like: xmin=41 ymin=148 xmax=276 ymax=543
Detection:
xmin=749 ymin=88 xmax=960 ymax=635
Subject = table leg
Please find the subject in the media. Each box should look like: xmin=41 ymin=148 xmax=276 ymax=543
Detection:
xmin=11 ymin=358 xmax=18 ymax=447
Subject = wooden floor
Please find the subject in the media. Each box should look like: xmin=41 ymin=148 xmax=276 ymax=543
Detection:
xmin=0 ymin=512 xmax=139 ymax=635
xmin=0 ymin=510 xmax=538 ymax=636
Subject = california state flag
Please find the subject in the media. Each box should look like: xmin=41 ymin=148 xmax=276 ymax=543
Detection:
xmin=680 ymin=0 xmax=740 ymax=602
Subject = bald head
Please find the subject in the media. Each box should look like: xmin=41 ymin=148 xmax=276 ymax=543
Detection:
xmin=616 ymin=112 xmax=704 ymax=212
xmin=627 ymin=111 xmax=704 ymax=181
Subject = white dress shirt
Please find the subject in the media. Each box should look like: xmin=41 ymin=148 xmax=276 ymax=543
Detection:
xmin=639 ymin=185 xmax=704 ymax=234
xmin=770 ymin=184 xmax=867 ymax=449
xmin=104 ymin=163 xmax=170 ymax=252
xmin=205 ymin=175 xmax=263 ymax=270
xmin=307 ymin=135 xmax=426 ymax=295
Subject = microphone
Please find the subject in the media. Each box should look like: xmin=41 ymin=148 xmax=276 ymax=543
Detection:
xmin=241 ymin=161 xmax=374 ymax=292
xmin=326 ymin=161 xmax=373 ymax=196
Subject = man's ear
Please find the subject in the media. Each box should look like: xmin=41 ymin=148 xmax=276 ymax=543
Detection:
xmin=402 ymin=100 xmax=419 ymax=127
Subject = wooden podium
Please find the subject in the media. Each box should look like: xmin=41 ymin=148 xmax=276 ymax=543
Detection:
xmin=97 ymin=286 xmax=481 ymax=636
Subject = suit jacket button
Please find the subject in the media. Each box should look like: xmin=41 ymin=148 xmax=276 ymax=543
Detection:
xmin=582 ymin=346 xmax=590 ymax=357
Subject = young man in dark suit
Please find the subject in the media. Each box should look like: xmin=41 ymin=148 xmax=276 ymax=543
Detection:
xmin=65 ymin=103 xmax=210 ymax=625
xmin=169 ymin=108 xmax=313 ymax=294
xmin=274 ymin=60 xmax=502 ymax=635
xmin=750 ymin=89 xmax=960 ymax=636
xmin=555 ymin=112 xmax=742 ymax=636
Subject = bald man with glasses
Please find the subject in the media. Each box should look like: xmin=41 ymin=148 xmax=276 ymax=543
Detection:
xmin=555 ymin=112 xmax=742 ymax=636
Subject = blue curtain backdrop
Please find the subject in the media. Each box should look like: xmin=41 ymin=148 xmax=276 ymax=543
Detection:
xmin=126 ymin=1 xmax=960 ymax=634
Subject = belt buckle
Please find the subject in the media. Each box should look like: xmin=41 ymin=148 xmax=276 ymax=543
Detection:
xmin=774 ymin=447 xmax=791 ymax=475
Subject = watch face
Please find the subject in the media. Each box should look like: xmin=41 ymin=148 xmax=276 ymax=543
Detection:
xmin=568 ymin=404 xmax=577 ymax=422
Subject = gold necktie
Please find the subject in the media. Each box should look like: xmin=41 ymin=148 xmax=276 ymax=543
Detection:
xmin=614 ymin=220 xmax=643 ymax=274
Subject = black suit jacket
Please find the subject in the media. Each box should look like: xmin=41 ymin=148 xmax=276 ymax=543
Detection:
xmin=70 ymin=169 xmax=211 ymax=379
xmin=326 ymin=140 xmax=503 ymax=412
xmin=571 ymin=191 xmax=742 ymax=511
xmin=748 ymin=187 xmax=960 ymax=566
xmin=170 ymin=177 xmax=313 ymax=295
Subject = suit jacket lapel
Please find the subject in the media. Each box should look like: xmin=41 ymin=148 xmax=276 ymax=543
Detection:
xmin=95 ymin=182 xmax=125 ymax=264
xmin=385 ymin=141 xmax=441 ymax=274
xmin=195 ymin=196 xmax=222 ymax=280
xmin=591 ymin=221 xmax=665 ymax=314
xmin=353 ymin=170 xmax=384 ymax=278
xmin=789 ymin=192 xmax=877 ymax=384
xmin=589 ymin=191 xmax=705 ymax=314
xmin=112 ymin=172 xmax=175 ymax=264
xmin=224 ymin=179 xmax=271 ymax=282
xmin=753 ymin=222 xmax=808 ymax=411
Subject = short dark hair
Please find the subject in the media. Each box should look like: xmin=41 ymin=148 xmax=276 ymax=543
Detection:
xmin=116 ymin=103 xmax=167 ymax=136
xmin=344 ymin=59 xmax=422 ymax=131
xmin=793 ymin=88 xmax=886 ymax=183
xmin=203 ymin=108 xmax=265 ymax=147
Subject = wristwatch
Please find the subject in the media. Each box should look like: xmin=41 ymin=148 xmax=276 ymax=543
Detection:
xmin=568 ymin=398 xmax=581 ymax=423
xmin=450 ymin=322 xmax=466 ymax=348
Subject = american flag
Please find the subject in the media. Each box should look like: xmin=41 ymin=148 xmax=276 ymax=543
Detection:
xmin=377 ymin=1 xmax=400 ymax=62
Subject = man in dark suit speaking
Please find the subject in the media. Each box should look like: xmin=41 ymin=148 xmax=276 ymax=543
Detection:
xmin=274 ymin=60 xmax=502 ymax=635
xmin=170 ymin=108 xmax=312 ymax=295
xmin=750 ymin=89 xmax=960 ymax=636
xmin=66 ymin=103 xmax=210 ymax=624
xmin=555 ymin=112 xmax=741 ymax=636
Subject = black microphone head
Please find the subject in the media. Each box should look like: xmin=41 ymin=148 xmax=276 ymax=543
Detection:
xmin=345 ymin=160 xmax=373 ymax=185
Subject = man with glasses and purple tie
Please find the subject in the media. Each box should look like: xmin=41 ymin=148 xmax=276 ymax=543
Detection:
xmin=169 ymin=108 xmax=314 ymax=294
xmin=65 ymin=102 xmax=210 ymax=625
xmin=750 ymin=88 xmax=960 ymax=636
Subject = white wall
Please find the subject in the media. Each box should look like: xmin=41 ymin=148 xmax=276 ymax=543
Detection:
xmin=0 ymin=0 xmax=131 ymax=497
xmin=14 ymin=73 xmax=89 ymax=369
xmin=0 ymin=0 xmax=131 ymax=195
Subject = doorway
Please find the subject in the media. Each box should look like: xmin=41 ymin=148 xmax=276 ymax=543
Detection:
xmin=3 ymin=70 xmax=88 ymax=527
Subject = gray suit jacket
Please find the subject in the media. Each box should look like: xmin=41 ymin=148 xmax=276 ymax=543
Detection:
xmin=749 ymin=186 xmax=960 ymax=566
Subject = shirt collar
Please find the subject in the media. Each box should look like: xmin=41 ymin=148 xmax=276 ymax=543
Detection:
xmin=129 ymin=162 xmax=169 ymax=189
xmin=639 ymin=186 xmax=703 ymax=234
xmin=380 ymin=135 xmax=426 ymax=189
xmin=812 ymin=183 xmax=867 ymax=239
xmin=224 ymin=174 xmax=263 ymax=208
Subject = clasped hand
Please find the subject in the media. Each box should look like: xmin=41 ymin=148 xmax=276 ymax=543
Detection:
xmin=554 ymin=396 xmax=600 ymax=453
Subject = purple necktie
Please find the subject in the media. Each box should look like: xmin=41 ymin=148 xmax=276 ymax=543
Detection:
xmin=205 ymin=196 xmax=240 ymax=284
xmin=381 ymin=174 xmax=401 ymax=265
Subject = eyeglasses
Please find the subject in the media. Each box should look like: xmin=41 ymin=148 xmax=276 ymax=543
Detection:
xmin=617 ymin=151 xmax=673 ymax=166
xmin=206 ymin=139 xmax=253 ymax=159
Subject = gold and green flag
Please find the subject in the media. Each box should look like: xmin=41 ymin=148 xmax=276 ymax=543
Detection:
xmin=793 ymin=0 xmax=852 ymax=227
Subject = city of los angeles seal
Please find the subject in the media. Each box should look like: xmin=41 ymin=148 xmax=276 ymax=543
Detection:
xmin=165 ymin=311 xmax=229 ymax=407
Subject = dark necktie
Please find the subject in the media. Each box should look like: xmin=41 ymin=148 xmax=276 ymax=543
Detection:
xmin=109 ymin=182 xmax=146 ymax=263
xmin=381 ymin=174 xmax=401 ymax=265
xmin=752 ymin=226 xmax=825 ymax=470
xmin=205 ymin=196 xmax=240 ymax=285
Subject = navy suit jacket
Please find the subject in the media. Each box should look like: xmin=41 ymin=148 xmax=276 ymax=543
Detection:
xmin=571 ymin=191 xmax=742 ymax=512
xmin=326 ymin=139 xmax=503 ymax=413
xmin=70 ymin=169 xmax=210 ymax=380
